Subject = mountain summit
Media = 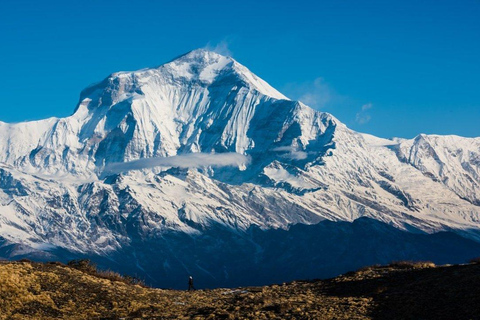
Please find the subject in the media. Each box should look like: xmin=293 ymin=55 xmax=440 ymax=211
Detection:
xmin=1 ymin=49 xmax=479 ymax=287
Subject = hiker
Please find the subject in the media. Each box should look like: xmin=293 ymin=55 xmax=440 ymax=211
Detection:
xmin=188 ymin=276 xmax=195 ymax=291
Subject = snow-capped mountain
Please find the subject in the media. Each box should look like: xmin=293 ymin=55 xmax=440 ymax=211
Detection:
xmin=1 ymin=49 xmax=479 ymax=287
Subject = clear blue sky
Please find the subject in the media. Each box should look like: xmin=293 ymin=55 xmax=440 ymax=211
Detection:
xmin=0 ymin=0 xmax=479 ymax=138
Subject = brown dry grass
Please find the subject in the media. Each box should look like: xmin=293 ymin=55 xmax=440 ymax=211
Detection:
xmin=1 ymin=260 xmax=479 ymax=319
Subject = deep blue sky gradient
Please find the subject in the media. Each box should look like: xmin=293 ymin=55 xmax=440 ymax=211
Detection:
xmin=0 ymin=0 xmax=479 ymax=138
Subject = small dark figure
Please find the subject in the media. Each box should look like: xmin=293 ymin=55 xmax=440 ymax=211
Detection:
xmin=188 ymin=276 xmax=195 ymax=291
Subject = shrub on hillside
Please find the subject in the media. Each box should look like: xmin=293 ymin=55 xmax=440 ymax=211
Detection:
xmin=469 ymin=257 xmax=480 ymax=264
xmin=389 ymin=261 xmax=435 ymax=269
xmin=67 ymin=259 xmax=145 ymax=286
xmin=67 ymin=259 xmax=97 ymax=274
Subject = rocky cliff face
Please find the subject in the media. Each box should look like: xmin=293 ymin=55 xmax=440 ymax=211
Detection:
xmin=0 ymin=49 xmax=479 ymax=287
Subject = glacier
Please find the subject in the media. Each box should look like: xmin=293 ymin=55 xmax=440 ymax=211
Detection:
xmin=1 ymin=49 xmax=479 ymax=287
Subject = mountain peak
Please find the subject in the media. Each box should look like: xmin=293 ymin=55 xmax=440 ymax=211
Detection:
xmin=172 ymin=48 xmax=232 ymax=64
xmin=79 ymin=48 xmax=288 ymax=112
xmin=162 ymin=48 xmax=235 ymax=84
xmin=161 ymin=48 xmax=288 ymax=100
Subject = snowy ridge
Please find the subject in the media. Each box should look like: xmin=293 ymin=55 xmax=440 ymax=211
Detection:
xmin=0 ymin=49 xmax=479 ymax=261
xmin=396 ymin=134 xmax=480 ymax=205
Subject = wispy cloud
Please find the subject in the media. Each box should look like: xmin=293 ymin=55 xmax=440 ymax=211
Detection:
xmin=272 ymin=146 xmax=308 ymax=160
xmin=282 ymin=77 xmax=348 ymax=110
xmin=104 ymin=153 xmax=250 ymax=174
xmin=355 ymin=103 xmax=373 ymax=124
xmin=204 ymin=38 xmax=234 ymax=57
xmin=282 ymin=77 xmax=377 ymax=129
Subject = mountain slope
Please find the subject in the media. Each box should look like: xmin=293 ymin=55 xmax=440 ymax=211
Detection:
xmin=0 ymin=49 xmax=479 ymax=287
xmin=2 ymin=260 xmax=480 ymax=320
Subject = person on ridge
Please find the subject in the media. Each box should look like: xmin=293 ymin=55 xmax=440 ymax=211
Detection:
xmin=188 ymin=276 xmax=195 ymax=291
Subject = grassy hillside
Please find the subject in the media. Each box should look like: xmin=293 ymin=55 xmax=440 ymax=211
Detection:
xmin=1 ymin=259 xmax=479 ymax=319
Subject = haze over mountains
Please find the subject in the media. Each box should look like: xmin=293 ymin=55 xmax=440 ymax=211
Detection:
xmin=1 ymin=49 xmax=479 ymax=288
